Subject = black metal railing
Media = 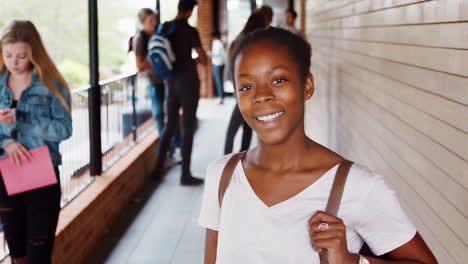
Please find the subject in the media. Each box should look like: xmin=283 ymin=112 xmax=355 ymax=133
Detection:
xmin=0 ymin=72 xmax=155 ymax=261
xmin=59 ymin=85 xmax=93 ymax=206
xmin=60 ymin=71 xmax=154 ymax=205
xmin=100 ymin=72 xmax=154 ymax=170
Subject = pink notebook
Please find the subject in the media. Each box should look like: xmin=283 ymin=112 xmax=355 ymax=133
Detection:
xmin=0 ymin=146 xmax=58 ymax=196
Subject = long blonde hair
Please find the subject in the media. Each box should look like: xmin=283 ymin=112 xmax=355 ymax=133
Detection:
xmin=0 ymin=20 xmax=71 ymax=113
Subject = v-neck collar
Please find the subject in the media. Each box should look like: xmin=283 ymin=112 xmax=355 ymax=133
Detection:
xmin=235 ymin=161 xmax=339 ymax=210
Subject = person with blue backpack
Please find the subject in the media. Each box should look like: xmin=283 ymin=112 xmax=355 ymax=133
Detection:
xmin=152 ymin=0 xmax=207 ymax=186
xmin=134 ymin=9 xmax=166 ymax=134
xmin=134 ymin=8 xmax=181 ymax=160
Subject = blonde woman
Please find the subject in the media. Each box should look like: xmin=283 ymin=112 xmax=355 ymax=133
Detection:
xmin=0 ymin=20 xmax=72 ymax=264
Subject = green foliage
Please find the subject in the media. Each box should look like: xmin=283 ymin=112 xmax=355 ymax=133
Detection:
xmin=58 ymin=59 xmax=89 ymax=88
xmin=0 ymin=0 xmax=186 ymax=89
xmin=0 ymin=0 xmax=89 ymax=88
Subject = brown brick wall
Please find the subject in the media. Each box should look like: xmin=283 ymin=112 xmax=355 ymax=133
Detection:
xmin=197 ymin=0 xmax=214 ymax=98
xmin=300 ymin=0 xmax=306 ymax=34
xmin=50 ymin=132 xmax=158 ymax=264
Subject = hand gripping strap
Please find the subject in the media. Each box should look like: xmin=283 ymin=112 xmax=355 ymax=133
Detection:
xmin=319 ymin=159 xmax=354 ymax=264
xmin=216 ymin=153 xmax=354 ymax=264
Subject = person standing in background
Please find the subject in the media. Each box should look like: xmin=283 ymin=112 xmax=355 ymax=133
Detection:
xmin=257 ymin=5 xmax=274 ymax=25
xmin=134 ymin=8 xmax=181 ymax=160
xmin=154 ymin=0 xmax=208 ymax=186
xmin=134 ymin=8 xmax=166 ymax=136
xmin=211 ymin=31 xmax=226 ymax=104
xmin=0 ymin=20 xmax=72 ymax=264
xmin=224 ymin=10 xmax=270 ymax=155
xmin=283 ymin=8 xmax=304 ymax=38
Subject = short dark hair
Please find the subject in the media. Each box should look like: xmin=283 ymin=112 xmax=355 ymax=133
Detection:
xmin=286 ymin=8 xmax=297 ymax=19
xmin=257 ymin=5 xmax=273 ymax=23
xmin=230 ymin=27 xmax=311 ymax=84
xmin=178 ymin=0 xmax=198 ymax=13
xmin=227 ymin=12 xmax=268 ymax=66
xmin=241 ymin=11 xmax=269 ymax=35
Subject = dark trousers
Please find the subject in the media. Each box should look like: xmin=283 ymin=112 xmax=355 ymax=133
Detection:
xmin=148 ymin=83 xmax=181 ymax=148
xmin=0 ymin=168 xmax=61 ymax=264
xmin=156 ymin=72 xmax=200 ymax=177
xmin=224 ymin=104 xmax=252 ymax=154
xmin=212 ymin=65 xmax=224 ymax=99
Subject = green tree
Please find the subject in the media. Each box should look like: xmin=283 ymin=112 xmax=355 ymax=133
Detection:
xmin=0 ymin=0 xmax=89 ymax=88
xmin=0 ymin=0 xmax=190 ymax=89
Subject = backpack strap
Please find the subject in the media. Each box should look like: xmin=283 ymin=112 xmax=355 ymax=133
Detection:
xmin=157 ymin=21 xmax=182 ymax=36
xmin=218 ymin=151 xmax=246 ymax=207
xmin=216 ymin=153 xmax=354 ymax=264
xmin=324 ymin=159 xmax=354 ymax=215
xmin=319 ymin=159 xmax=354 ymax=264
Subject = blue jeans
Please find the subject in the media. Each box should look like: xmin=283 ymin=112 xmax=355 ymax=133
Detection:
xmin=212 ymin=65 xmax=224 ymax=99
xmin=147 ymin=83 xmax=181 ymax=148
xmin=147 ymin=83 xmax=166 ymax=135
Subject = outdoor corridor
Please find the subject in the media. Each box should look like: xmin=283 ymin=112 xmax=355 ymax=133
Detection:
xmin=84 ymin=98 xmax=246 ymax=264
xmin=0 ymin=0 xmax=466 ymax=263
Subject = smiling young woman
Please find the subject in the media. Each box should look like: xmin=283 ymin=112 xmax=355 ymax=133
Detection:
xmin=198 ymin=28 xmax=438 ymax=264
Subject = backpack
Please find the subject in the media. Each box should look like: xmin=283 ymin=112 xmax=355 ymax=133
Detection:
xmin=148 ymin=21 xmax=181 ymax=80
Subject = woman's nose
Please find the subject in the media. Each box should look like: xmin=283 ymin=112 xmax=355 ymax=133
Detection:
xmin=253 ymin=84 xmax=275 ymax=103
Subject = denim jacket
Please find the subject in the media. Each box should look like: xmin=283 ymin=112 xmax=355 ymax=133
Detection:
xmin=0 ymin=72 xmax=72 ymax=166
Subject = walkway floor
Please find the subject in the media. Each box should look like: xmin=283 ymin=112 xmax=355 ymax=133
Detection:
xmin=84 ymin=98 xmax=248 ymax=264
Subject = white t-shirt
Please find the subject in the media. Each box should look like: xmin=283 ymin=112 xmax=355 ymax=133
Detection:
xmin=198 ymin=154 xmax=416 ymax=264
xmin=282 ymin=25 xmax=305 ymax=39
xmin=211 ymin=39 xmax=225 ymax=66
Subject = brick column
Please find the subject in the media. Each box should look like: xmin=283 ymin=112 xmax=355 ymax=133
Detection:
xmin=300 ymin=0 xmax=306 ymax=34
xmin=197 ymin=0 xmax=214 ymax=98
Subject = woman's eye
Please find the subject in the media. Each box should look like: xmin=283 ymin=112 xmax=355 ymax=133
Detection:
xmin=273 ymin=77 xmax=287 ymax=85
xmin=239 ymin=85 xmax=253 ymax=92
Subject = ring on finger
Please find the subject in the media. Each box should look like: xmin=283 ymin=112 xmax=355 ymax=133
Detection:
xmin=318 ymin=222 xmax=329 ymax=232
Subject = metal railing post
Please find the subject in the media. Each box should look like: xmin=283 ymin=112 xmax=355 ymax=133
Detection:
xmin=132 ymin=75 xmax=137 ymax=141
xmin=156 ymin=0 xmax=161 ymax=23
xmin=88 ymin=0 xmax=102 ymax=176
xmin=250 ymin=0 xmax=257 ymax=13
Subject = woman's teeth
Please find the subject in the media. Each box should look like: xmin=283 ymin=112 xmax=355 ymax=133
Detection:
xmin=256 ymin=112 xmax=285 ymax=122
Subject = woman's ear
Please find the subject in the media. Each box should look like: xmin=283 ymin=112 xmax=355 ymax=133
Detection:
xmin=304 ymin=73 xmax=314 ymax=100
